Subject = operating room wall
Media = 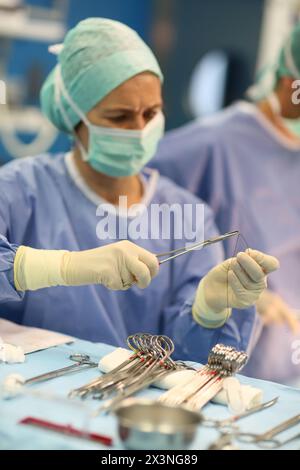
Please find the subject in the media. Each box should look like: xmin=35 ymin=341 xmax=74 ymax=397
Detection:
xmin=151 ymin=0 xmax=265 ymax=130
xmin=0 ymin=0 xmax=153 ymax=164
xmin=0 ymin=0 xmax=264 ymax=163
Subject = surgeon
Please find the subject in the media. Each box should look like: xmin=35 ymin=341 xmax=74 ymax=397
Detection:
xmin=152 ymin=22 xmax=300 ymax=382
xmin=0 ymin=18 xmax=278 ymax=363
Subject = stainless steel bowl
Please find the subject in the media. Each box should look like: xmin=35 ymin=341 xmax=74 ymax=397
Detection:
xmin=115 ymin=399 xmax=202 ymax=450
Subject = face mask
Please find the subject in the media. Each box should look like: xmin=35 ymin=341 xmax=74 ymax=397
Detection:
xmin=81 ymin=112 xmax=164 ymax=176
xmin=268 ymin=92 xmax=300 ymax=138
xmin=55 ymin=66 xmax=165 ymax=177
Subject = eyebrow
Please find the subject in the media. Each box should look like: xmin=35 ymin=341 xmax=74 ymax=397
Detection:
xmin=103 ymin=102 xmax=163 ymax=113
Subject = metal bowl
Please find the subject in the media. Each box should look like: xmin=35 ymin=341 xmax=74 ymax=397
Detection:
xmin=115 ymin=399 xmax=202 ymax=450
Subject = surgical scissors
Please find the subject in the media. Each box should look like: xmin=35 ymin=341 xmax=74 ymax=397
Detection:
xmin=25 ymin=354 xmax=98 ymax=385
xmin=236 ymin=413 xmax=300 ymax=449
xmin=203 ymin=397 xmax=279 ymax=433
xmin=156 ymin=231 xmax=239 ymax=264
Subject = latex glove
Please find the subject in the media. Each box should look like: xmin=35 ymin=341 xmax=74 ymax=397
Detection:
xmin=256 ymin=290 xmax=300 ymax=333
xmin=14 ymin=241 xmax=159 ymax=291
xmin=192 ymin=249 xmax=279 ymax=328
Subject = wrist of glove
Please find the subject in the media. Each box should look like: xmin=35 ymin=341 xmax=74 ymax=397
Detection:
xmin=14 ymin=246 xmax=67 ymax=291
xmin=192 ymin=249 xmax=279 ymax=328
xmin=192 ymin=279 xmax=232 ymax=328
xmin=14 ymin=241 xmax=159 ymax=292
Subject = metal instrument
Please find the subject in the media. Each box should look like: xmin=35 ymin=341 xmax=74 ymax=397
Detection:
xmin=69 ymin=334 xmax=194 ymax=413
xmin=208 ymin=432 xmax=239 ymax=451
xmin=24 ymin=354 xmax=98 ymax=385
xmin=236 ymin=414 xmax=300 ymax=449
xmin=115 ymin=399 xmax=202 ymax=451
xmin=156 ymin=230 xmax=239 ymax=264
xmin=203 ymin=397 xmax=279 ymax=432
xmin=270 ymin=432 xmax=300 ymax=449
xmin=159 ymin=344 xmax=248 ymax=410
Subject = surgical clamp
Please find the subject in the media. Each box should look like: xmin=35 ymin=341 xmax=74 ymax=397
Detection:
xmin=24 ymin=354 xmax=98 ymax=385
xmin=236 ymin=413 xmax=300 ymax=449
xmin=156 ymin=230 xmax=239 ymax=264
xmin=277 ymin=432 xmax=300 ymax=449
xmin=70 ymin=334 xmax=194 ymax=413
xmin=203 ymin=397 xmax=279 ymax=432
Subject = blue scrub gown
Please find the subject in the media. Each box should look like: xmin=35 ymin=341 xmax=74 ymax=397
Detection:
xmin=152 ymin=101 xmax=300 ymax=383
xmin=0 ymin=152 xmax=256 ymax=363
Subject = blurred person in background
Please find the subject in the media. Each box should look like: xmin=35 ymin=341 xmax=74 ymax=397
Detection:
xmin=152 ymin=22 xmax=300 ymax=385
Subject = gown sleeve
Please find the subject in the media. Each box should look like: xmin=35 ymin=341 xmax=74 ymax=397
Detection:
xmin=0 ymin=189 xmax=24 ymax=303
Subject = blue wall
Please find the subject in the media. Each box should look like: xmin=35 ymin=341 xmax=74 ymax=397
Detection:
xmin=0 ymin=0 xmax=152 ymax=163
xmin=159 ymin=0 xmax=264 ymax=130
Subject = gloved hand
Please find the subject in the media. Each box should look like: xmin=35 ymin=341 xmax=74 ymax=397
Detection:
xmin=192 ymin=249 xmax=279 ymax=328
xmin=61 ymin=241 xmax=159 ymax=290
xmin=14 ymin=241 xmax=159 ymax=292
xmin=256 ymin=289 xmax=300 ymax=333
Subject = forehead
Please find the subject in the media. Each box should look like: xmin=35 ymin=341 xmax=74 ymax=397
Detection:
xmin=97 ymin=72 xmax=162 ymax=109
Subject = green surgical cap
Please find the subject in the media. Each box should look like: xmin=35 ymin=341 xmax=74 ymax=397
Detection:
xmin=277 ymin=22 xmax=300 ymax=80
xmin=247 ymin=21 xmax=300 ymax=101
xmin=41 ymin=18 xmax=163 ymax=133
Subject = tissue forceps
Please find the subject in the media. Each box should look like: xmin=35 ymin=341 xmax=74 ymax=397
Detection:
xmin=25 ymin=354 xmax=98 ymax=385
xmin=203 ymin=397 xmax=279 ymax=432
xmin=236 ymin=413 xmax=300 ymax=449
xmin=156 ymin=230 xmax=239 ymax=264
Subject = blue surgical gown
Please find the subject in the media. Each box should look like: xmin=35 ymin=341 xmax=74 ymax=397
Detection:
xmin=152 ymin=101 xmax=300 ymax=382
xmin=0 ymin=152 xmax=256 ymax=363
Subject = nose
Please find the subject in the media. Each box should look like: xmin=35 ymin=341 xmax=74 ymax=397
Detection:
xmin=128 ymin=114 xmax=147 ymax=130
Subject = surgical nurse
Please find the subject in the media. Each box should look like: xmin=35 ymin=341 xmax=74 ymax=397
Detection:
xmin=152 ymin=22 xmax=300 ymax=382
xmin=0 ymin=18 xmax=278 ymax=363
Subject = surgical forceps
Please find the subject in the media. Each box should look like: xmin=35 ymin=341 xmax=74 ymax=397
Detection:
xmin=24 ymin=354 xmax=98 ymax=385
xmin=70 ymin=334 xmax=194 ymax=414
xmin=156 ymin=231 xmax=239 ymax=264
xmin=203 ymin=397 xmax=279 ymax=433
xmin=236 ymin=413 xmax=300 ymax=449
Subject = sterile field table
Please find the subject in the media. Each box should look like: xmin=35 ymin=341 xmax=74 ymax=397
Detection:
xmin=1 ymin=340 xmax=300 ymax=450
